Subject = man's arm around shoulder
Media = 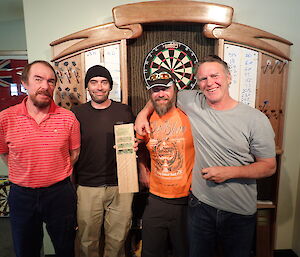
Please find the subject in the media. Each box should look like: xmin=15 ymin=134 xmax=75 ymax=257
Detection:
xmin=134 ymin=100 xmax=154 ymax=135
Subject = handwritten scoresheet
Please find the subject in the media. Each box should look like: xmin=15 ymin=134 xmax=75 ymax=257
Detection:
xmin=224 ymin=44 xmax=258 ymax=107
xmin=84 ymin=43 xmax=121 ymax=102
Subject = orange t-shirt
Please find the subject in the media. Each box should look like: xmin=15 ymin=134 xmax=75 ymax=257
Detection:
xmin=139 ymin=107 xmax=195 ymax=198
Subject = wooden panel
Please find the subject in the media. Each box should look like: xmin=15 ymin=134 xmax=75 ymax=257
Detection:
xmin=52 ymin=42 xmax=128 ymax=109
xmin=204 ymin=23 xmax=292 ymax=60
xmin=114 ymin=123 xmax=139 ymax=193
xmin=50 ymin=23 xmax=142 ymax=62
xmin=120 ymin=39 xmax=128 ymax=104
xmin=127 ymin=23 xmax=215 ymax=115
xmin=113 ymin=1 xmax=233 ymax=27
xmin=256 ymin=54 xmax=287 ymax=150
xmin=53 ymin=54 xmax=85 ymax=109
xmin=256 ymin=209 xmax=273 ymax=257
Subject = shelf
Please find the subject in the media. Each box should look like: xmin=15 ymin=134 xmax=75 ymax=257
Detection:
xmin=257 ymin=201 xmax=276 ymax=209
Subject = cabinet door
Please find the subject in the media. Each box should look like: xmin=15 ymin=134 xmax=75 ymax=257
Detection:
xmin=53 ymin=42 xmax=124 ymax=110
xmin=256 ymin=54 xmax=288 ymax=150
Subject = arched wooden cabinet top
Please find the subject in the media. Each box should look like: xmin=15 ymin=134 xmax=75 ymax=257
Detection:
xmin=50 ymin=23 xmax=143 ymax=62
xmin=51 ymin=0 xmax=292 ymax=62
xmin=203 ymin=23 xmax=292 ymax=60
xmin=112 ymin=1 xmax=233 ymax=27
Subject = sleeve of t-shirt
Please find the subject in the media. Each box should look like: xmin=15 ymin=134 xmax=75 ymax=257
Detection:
xmin=69 ymin=116 xmax=81 ymax=150
xmin=177 ymin=90 xmax=199 ymax=113
xmin=177 ymin=90 xmax=189 ymax=110
xmin=124 ymin=104 xmax=135 ymax=123
xmin=136 ymin=132 xmax=149 ymax=144
xmin=250 ymin=111 xmax=276 ymax=159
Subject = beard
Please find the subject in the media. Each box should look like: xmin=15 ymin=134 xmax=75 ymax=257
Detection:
xmin=30 ymin=90 xmax=52 ymax=109
xmin=151 ymin=94 xmax=176 ymax=117
xmin=88 ymin=88 xmax=110 ymax=105
xmin=90 ymin=93 xmax=109 ymax=104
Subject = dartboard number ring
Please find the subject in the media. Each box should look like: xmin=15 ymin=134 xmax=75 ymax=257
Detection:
xmin=143 ymin=41 xmax=198 ymax=90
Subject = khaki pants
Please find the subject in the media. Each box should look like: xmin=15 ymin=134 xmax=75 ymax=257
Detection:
xmin=77 ymin=185 xmax=133 ymax=257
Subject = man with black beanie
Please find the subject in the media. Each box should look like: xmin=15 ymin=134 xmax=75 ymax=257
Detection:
xmin=72 ymin=65 xmax=135 ymax=257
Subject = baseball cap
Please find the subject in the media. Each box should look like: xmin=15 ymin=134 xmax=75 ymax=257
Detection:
xmin=146 ymin=68 xmax=175 ymax=90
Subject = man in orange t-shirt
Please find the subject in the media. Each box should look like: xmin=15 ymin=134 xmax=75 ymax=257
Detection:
xmin=137 ymin=69 xmax=194 ymax=257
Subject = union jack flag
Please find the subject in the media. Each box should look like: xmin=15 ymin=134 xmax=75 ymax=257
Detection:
xmin=0 ymin=59 xmax=27 ymax=88
xmin=0 ymin=59 xmax=28 ymax=111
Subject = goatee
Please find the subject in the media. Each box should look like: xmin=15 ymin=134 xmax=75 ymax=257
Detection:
xmin=90 ymin=95 xmax=108 ymax=104
xmin=151 ymin=96 xmax=176 ymax=117
xmin=30 ymin=92 xmax=51 ymax=109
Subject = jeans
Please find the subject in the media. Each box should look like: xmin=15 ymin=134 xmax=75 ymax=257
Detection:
xmin=8 ymin=178 xmax=77 ymax=257
xmin=188 ymin=194 xmax=256 ymax=257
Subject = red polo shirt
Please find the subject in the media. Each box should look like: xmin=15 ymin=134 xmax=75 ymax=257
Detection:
xmin=0 ymin=97 xmax=80 ymax=188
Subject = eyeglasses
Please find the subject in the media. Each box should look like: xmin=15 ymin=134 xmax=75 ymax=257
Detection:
xmin=149 ymin=72 xmax=172 ymax=81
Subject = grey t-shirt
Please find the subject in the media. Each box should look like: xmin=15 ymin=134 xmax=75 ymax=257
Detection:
xmin=177 ymin=90 xmax=275 ymax=215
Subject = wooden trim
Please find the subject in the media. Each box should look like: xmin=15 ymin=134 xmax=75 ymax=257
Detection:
xmin=271 ymin=155 xmax=282 ymax=254
xmin=257 ymin=203 xmax=276 ymax=209
xmin=276 ymin=147 xmax=283 ymax=155
xmin=277 ymin=62 xmax=289 ymax=149
xmin=50 ymin=23 xmax=142 ymax=62
xmin=203 ymin=23 xmax=292 ymax=60
xmin=216 ymin=39 xmax=224 ymax=58
xmin=120 ymin=39 xmax=128 ymax=104
xmin=113 ymin=1 xmax=233 ymax=27
xmin=256 ymin=52 xmax=263 ymax=108
xmin=80 ymin=53 xmax=87 ymax=102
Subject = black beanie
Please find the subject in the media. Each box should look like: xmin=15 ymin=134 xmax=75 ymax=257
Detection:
xmin=84 ymin=65 xmax=113 ymax=88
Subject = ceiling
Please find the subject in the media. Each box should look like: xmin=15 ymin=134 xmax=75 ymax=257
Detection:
xmin=0 ymin=0 xmax=24 ymax=23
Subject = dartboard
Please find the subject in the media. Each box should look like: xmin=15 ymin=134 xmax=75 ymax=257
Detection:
xmin=143 ymin=41 xmax=198 ymax=90
xmin=0 ymin=178 xmax=10 ymax=217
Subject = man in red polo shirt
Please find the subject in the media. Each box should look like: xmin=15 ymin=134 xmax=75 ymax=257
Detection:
xmin=0 ymin=60 xmax=80 ymax=257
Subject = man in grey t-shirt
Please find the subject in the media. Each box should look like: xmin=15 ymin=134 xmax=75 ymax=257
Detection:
xmin=135 ymin=55 xmax=276 ymax=257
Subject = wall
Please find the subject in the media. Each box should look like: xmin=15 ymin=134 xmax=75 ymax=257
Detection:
xmin=0 ymin=9 xmax=26 ymax=176
xmin=22 ymin=0 xmax=300 ymax=254
xmin=0 ymin=159 xmax=8 ymax=176
xmin=0 ymin=19 xmax=27 ymax=51
xmin=293 ymin=160 xmax=300 ymax=253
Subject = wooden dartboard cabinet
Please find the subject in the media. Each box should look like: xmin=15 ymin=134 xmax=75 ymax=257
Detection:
xmin=50 ymin=1 xmax=292 ymax=256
